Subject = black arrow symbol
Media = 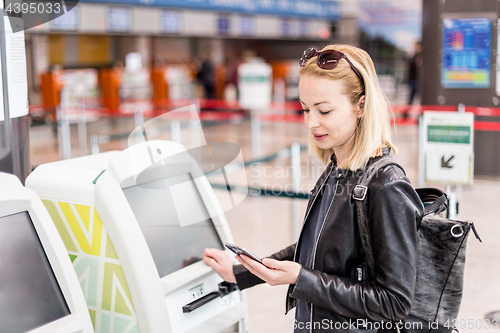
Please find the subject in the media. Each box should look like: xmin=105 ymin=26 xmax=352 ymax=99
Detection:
xmin=441 ymin=155 xmax=455 ymax=168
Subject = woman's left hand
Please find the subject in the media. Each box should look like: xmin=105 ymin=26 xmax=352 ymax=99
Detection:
xmin=236 ymin=255 xmax=301 ymax=286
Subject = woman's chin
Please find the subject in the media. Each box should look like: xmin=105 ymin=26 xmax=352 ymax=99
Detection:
xmin=316 ymin=141 xmax=333 ymax=150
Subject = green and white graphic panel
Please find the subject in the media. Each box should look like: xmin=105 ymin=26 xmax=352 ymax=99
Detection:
xmin=42 ymin=199 xmax=140 ymax=333
xmin=423 ymin=111 xmax=474 ymax=185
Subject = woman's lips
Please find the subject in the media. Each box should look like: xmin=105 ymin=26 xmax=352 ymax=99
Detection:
xmin=313 ymin=134 xmax=328 ymax=141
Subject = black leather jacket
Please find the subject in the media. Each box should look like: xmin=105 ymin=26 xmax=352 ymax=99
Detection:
xmin=234 ymin=149 xmax=423 ymax=332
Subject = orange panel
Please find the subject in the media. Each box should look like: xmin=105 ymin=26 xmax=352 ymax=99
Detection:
xmin=99 ymin=69 xmax=121 ymax=114
xmin=271 ymin=61 xmax=290 ymax=80
xmin=40 ymin=71 xmax=62 ymax=107
xmin=152 ymin=67 xmax=168 ymax=108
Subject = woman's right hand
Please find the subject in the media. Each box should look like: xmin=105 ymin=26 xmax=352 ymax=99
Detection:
xmin=203 ymin=248 xmax=236 ymax=283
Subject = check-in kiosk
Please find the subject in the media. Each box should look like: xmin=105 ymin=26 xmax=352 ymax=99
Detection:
xmin=26 ymin=140 xmax=249 ymax=333
xmin=0 ymin=172 xmax=94 ymax=333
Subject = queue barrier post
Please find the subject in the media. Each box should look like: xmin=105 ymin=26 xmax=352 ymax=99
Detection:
xmin=77 ymin=99 xmax=88 ymax=156
xmin=251 ymin=109 xmax=261 ymax=159
xmin=56 ymin=97 xmax=71 ymax=160
xmin=291 ymin=142 xmax=302 ymax=241
xmin=190 ymin=101 xmax=202 ymax=148
xmin=274 ymin=78 xmax=286 ymax=122
xmin=418 ymin=115 xmax=425 ymax=188
xmin=445 ymin=184 xmax=459 ymax=220
xmin=90 ymin=133 xmax=99 ymax=155
xmin=134 ymin=104 xmax=144 ymax=129
xmin=458 ymin=103 xmax=465 ymax=113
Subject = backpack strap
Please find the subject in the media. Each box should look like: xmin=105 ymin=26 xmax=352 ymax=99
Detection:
xmin=416 ymin=188 xmax=448 ymax=217
xmin=352 ymin=155 xmax=403 ymax=279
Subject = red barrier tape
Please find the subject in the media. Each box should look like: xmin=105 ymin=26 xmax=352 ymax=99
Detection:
xmin=474 ymin=121 xmax=500 ymax=131
xmin=31 ymin=100 xmax=500 ymax=116
xmin=392 ymin=104 xmax=500 ymax=117
xmin=259 ymin=114 xmax=304 ymax=123
xmin=28 ymin=101 xmax=500 ymax=131
xmin=146 ymin=98 xmax=303 ymax=111
xmin=391 ymin=117 xmax=418 ymax=126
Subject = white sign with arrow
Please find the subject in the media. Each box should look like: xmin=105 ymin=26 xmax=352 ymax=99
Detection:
xmin=422 ymin=111 xmax=474 ymax=185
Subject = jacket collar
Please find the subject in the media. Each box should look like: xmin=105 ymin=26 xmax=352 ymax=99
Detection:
xmin=380 ymin=146 xmax=391 ymax=156
xmin=329 ymin=147 xmax=392 ymax=179
xmin=329 ymin=147 xmax=392 ymax=163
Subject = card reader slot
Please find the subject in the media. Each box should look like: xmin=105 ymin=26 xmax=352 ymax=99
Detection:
xmin=182 ymin=282 xmax=238 ymax=313
xmin=182 ymin=290 xmax=222 ymax=313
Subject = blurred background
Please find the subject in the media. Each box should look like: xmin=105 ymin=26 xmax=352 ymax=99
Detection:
xmin=1 ymin=0 xmax=500 ymax=332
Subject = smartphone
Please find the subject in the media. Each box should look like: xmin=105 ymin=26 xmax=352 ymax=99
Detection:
xmin=225 ymin=243 xmax=267 ymax=266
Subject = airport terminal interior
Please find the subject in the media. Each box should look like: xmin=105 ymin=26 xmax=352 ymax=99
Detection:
xmin=2 ymin=0 xmax=500 ymax=332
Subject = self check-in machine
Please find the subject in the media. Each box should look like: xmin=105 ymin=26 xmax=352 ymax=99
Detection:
xmin=0 ymin=172 xmax=94 ymax=333
xmin=26 ymin=140 xmax=249 ymax=333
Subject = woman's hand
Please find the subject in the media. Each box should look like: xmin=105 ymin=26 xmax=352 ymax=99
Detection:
xmin=203 ymin=248 xmax=236 ymax=283
xmin=236 ymin=255 xmax=301 ymax=286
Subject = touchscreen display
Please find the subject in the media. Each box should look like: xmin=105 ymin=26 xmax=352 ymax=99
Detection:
xmin=123 ymin=173 xmax=224 ymax=277
xmin=0 ymin=212 xmax=70 ymax=333
xmin=441 ymin=17 xmax=491 ymax=88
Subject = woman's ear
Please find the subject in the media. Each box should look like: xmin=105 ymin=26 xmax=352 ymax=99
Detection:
xmin=357 ymin=96 xmax=365 ymax=118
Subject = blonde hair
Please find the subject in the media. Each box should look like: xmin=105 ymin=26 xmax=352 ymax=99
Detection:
xmin=299 ymin=44 xmax=396 ymax=171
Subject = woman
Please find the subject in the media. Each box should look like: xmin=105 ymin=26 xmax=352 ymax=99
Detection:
xmin=203 ymin=44 xmax=423 ymax=332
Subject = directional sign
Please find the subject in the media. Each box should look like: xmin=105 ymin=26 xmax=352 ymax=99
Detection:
xmin=238 ymin=62 xmax=272 ymax=110
xmin=441 ymin=155 xmax=455 ymax=168
xmin=423 ymin=111 xmax=474 ymax=185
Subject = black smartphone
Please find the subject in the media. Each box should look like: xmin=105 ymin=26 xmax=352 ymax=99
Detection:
xmin=225 ymin=243 xmax=267 ymax=267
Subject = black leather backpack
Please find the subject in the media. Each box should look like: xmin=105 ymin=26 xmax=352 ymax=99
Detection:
xmin=352 ymin=156 xmax=482 ymax=333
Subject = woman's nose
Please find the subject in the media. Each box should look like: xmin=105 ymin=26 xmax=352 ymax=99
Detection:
xmin=305 ymin=112 xmax=320 ymax=129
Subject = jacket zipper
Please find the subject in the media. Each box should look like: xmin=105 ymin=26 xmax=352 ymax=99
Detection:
xmin=292 ymin=162 xmax=336 ymax=263
xmin=309 ymin=179 xmax=339 ymax=333
xmin=467 ymin=221 xmax=482 ymax=242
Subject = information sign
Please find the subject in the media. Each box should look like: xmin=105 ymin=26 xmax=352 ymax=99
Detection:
xmin=79 ymin=0 xmax=341 ymax=20
xmin=441 ymin=17 xmax=491 ymax=88
xmin=217 ymin=14 xmax=230 ymax=35
xmin=281 ymin=18 xmax=292 ymax=37
xmin=238 ymin=62 xmax=272 ymax=109
xmin=0 ymin=0 xmax=3 ymax=121
xmin=107 ymin=7 xmax=132 ymax=32
xmin=298 ymin=20 xmax=310 ymax=38
xmin=496 ymin=18 xmax=500 ymax=96
xmin=423 ymin=111 xmax=474 ymax=185
xmin=240 ymin=15 xmax=254 ymax=36
xmin=0 ymin=32 xmax=3 ymax=121
xmin=3 ymin=17 xmax=28 ymax=120
xmin=51 ymin=7 xmax=79 ymax=30
xmin=160 ymin=10 xmax=182 ymax=34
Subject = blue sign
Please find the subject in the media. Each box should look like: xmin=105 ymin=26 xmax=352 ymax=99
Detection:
xmin=281 ymin=18 xmax=291 ymax=37
xmin=442 ymin=17 xmax=491 ymax=89
xmin=240 ymin=15 xmax=254 ymax=36
xmin=160 ymin=10 xmax=182 ymax=33
xmin=107 ymin=7 xmax=132 ymax=32
xmin=298 ymin=19 xmax=310 ymax=37
xmin=78 ymin=0 xmax=341 ymax=20
xmin=51 ymin=7 xmax=79 ymax=30
xmin=218 ymin=14 xmax=230 ymax=35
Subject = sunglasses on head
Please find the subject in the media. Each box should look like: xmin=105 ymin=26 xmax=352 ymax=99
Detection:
xmin=299 ymin=47 xmax=364 ymax=84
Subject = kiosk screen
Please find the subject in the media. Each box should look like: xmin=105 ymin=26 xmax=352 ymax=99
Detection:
xmin=0 ymin=212 xmax=70 ymax=333
xmin=123 ymin=173 xmax=224 ymax=277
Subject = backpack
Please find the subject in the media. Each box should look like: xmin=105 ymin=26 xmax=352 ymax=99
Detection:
xmin=352 ymin=155 xmax=482 ymax=333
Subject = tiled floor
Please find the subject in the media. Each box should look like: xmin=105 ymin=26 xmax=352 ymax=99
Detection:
xmin=29 ymin=113 xmax=500 ymax=332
